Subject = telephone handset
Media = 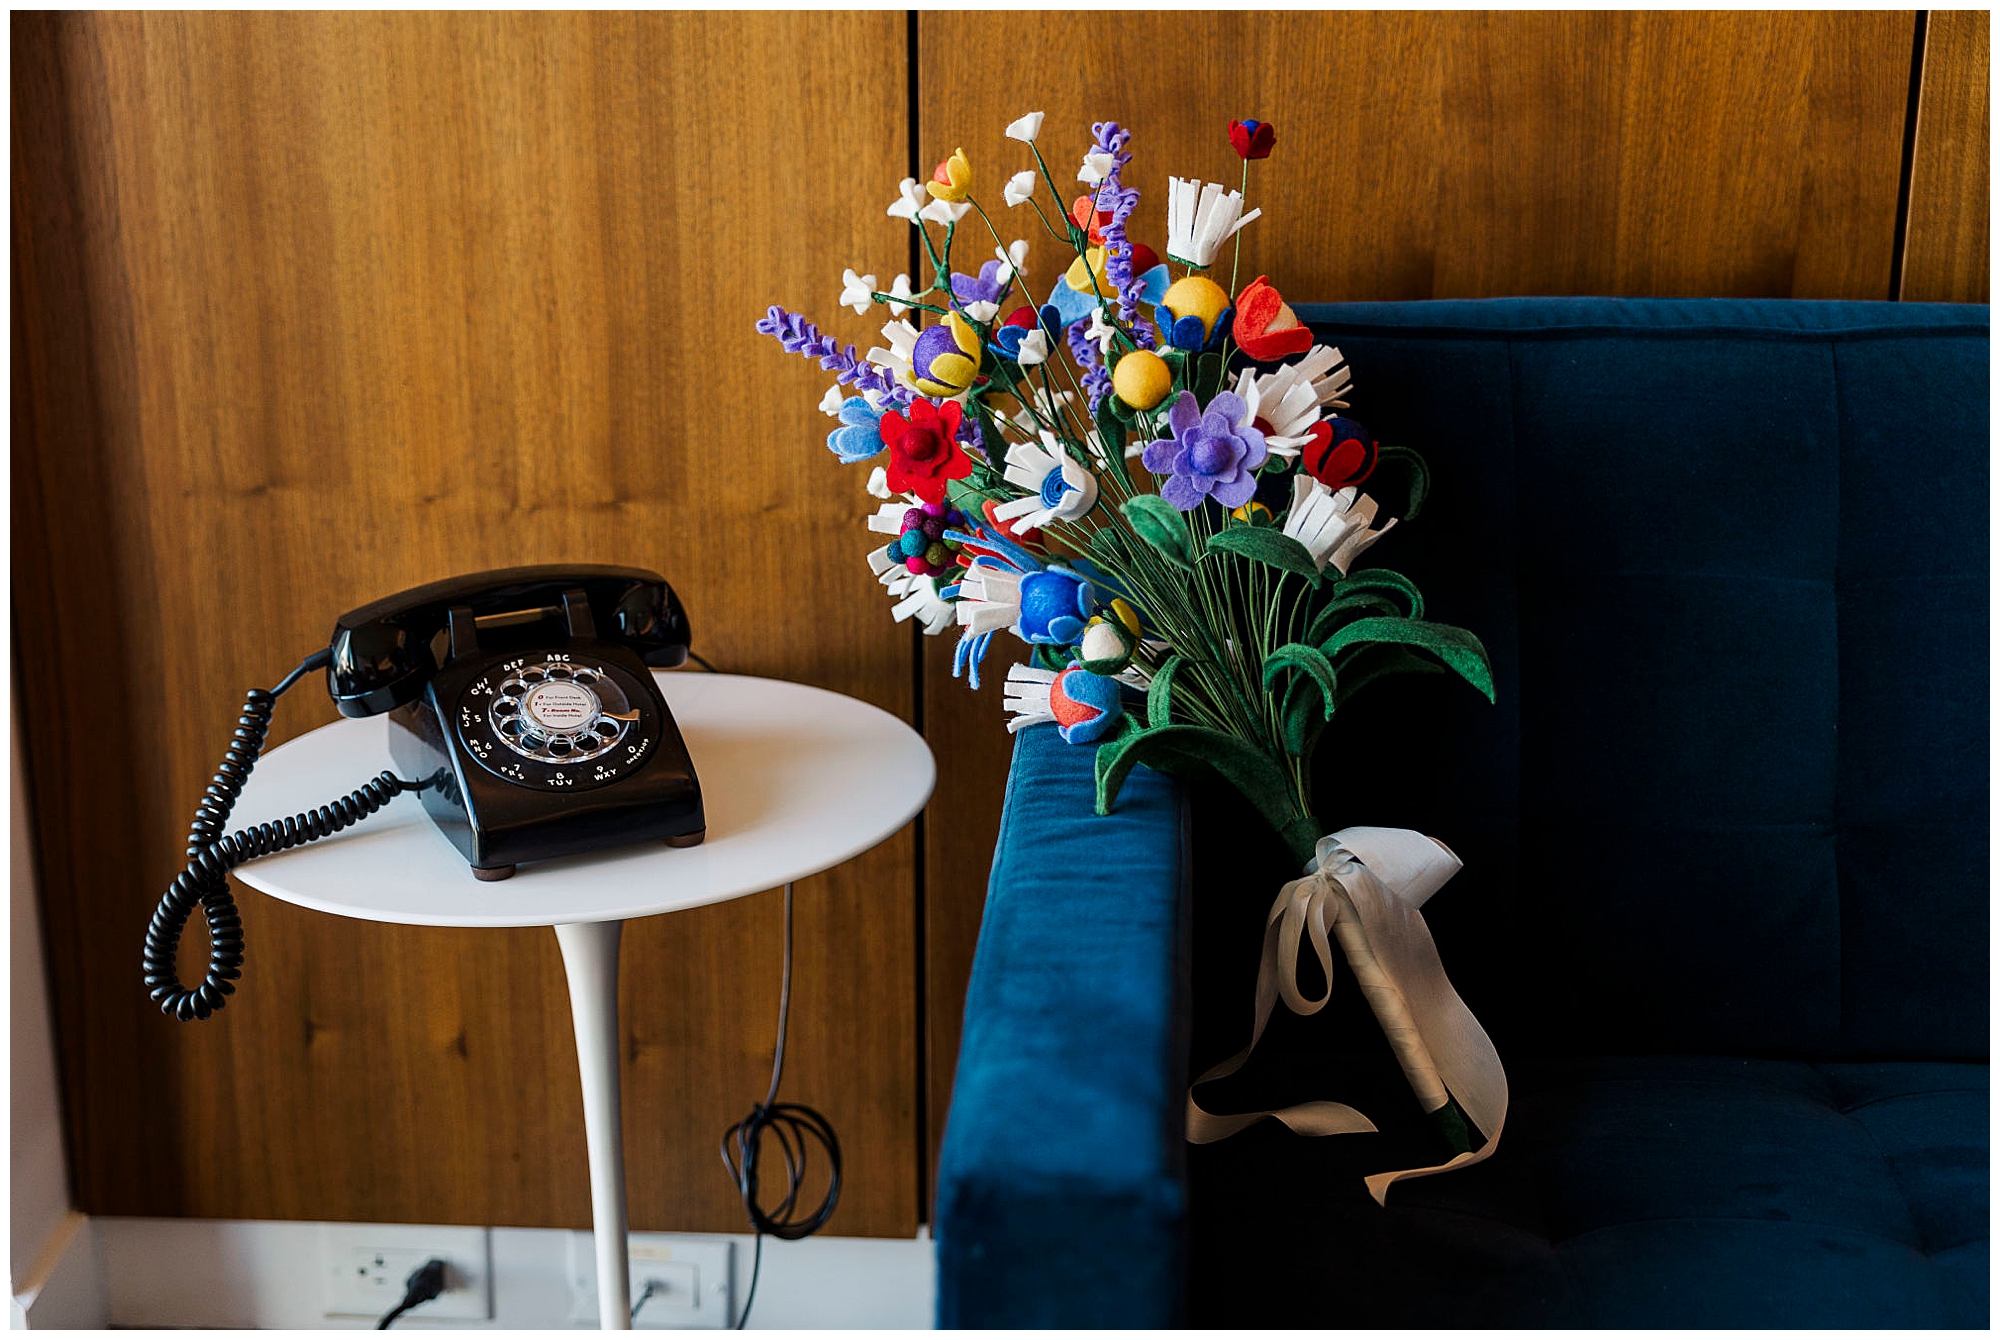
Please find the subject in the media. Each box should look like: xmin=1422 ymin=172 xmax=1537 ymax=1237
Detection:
xmin=144 ymin=566 xmax=705 ymax=1020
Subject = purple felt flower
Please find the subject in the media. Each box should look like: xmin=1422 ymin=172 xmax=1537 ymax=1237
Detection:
xmin=949 ymin=260 xmax=1010 ymax=318
xmin=1140 ymin=391 xmax=1269 ymax=511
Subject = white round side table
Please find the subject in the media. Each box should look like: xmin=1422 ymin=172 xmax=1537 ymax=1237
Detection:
xmin=226 ymin=672 xmax=935 ymax=1329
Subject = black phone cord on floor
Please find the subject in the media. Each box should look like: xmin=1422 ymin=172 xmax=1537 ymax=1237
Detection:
xmin=719 ymin=882 xmax=842 ymax=1327
xmin=142 ymin=648 xmax=430 ymax=1022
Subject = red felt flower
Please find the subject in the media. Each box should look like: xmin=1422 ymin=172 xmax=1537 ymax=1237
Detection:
xmin=1229 ymin=119 xmax=1277 ymax=160
xmin=1070 ymin=195 xmax=1113 ymax=246
xmin=1233 ymin=275 xmax=1313 ymax=363
xmin=1302 ymin=416 xmax=1380 ymax=490
xmin=881 ymin=399 xmax=971 ymax=503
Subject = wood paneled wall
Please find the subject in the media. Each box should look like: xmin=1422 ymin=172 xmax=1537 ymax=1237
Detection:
xmin=14 ymin=11 xmax=1987 ymax=1234
xmin=14 ymin=10 xmax=917 ymax=1234
xmin=1904 ymin=11 xmax=1991 ymax=301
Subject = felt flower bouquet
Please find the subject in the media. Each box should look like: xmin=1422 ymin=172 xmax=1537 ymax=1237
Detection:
xmin=761 ymin=116 xmax=1508 ymax=1185
xmin=759 ymin=115 xmax=1493 ymax=866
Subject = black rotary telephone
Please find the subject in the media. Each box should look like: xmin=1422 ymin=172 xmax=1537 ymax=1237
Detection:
xmin=144 ymin=565 xmax=705 ymax=1020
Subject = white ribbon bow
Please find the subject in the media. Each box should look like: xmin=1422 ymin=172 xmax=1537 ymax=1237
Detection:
xmin=1186 ymin=827 xmax=1508 ymax=1204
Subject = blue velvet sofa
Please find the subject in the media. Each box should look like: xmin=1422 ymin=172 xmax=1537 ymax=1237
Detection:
xmin=934 ymin=299 xmax=1988 ymax=1328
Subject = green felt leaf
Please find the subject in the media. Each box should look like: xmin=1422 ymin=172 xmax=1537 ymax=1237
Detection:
xmin=1095 ymin=723 xmax=1312 ymax=860
xmin=1193 ymin=351 xmax=1225 ymax=403
xmin=1303 ymin=592 xmax=1407 ymax=645
xmin=1280 ymin=675 xmax=1327 ymax=757
xmin=1122 ymin=494 xmax=1193 ymax=568
xmin=1205 ymin=526 xmax=1322 ymax=584
xmin=1261 ymin=642 xmax=1339 ymax=713
xmin=1146 ymin=653 xmax=1184 ymax=729
xmin=1306 ymin=570 xmax=1426 ymax=645
xmin=1321 ymin=616 xmax=1495 ymax=703
xmin=1094 ymin=395 xmax=1134 ymax=492
xmin=945 ymin=474 xmax=1007 ymax=518
xmin=1376 ymin=444 xmax=1430 ymax=522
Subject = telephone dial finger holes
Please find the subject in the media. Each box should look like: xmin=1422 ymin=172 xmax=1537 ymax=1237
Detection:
xmin=472 ymin=656 xmax=654 ymax=785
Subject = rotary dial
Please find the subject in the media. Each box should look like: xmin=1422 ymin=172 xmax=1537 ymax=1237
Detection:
xmin=455 ymin=654 xmax=658 ymax=791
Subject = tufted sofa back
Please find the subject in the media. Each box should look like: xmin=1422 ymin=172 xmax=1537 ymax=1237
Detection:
xmin=1291 ymin=299 xmax=1987 ymax=1060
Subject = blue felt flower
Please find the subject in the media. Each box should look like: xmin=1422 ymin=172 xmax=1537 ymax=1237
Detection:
xmin=1048 ymin=666 xmax=1125 ymax=744
xmin=827 ymin=397 xmax=886 ymax=463
xmin=1016 ymin=566 xmax=1095 ymax=645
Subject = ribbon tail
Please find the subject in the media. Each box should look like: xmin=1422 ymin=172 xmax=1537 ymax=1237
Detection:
xmin=1185 ymin=873 xmax=1374 ymax=1145
xmin=1362 ymin=1107 xmax=1507 ymax=1205
xmin=1329 ymin=826 xmax=1510 ymax=1205
xmin=1188 ymin=1095 xmax=1377 ymax=1144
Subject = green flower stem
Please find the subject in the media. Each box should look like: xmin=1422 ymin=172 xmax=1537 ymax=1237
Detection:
xmin=1028 ymin=141 xmax=1088 ymax=253
xmin=873 ymin=294 xmax=950 ymax=317
xmin=1229 ymin=156 xmax=1250 ymax=299
xmin=1025 ymin=194 xmax=1070 ymax=248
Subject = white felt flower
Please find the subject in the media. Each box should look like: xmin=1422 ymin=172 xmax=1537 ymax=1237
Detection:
xmin=1166 ymin=177 xmax=1262 ymax=268
xmin=1001 ymin=664 xmax=1058 ymax=732
xmin=1231 ymin=345 xmax=1353 ymax=460
xmin=955 ymin=561 xmax=1025 ymax=639
xmin=818 ymin=385 xmax=846 ymax=416
xmin=864 ymin=544 xmax=956 ymax=635
xmin=991 ymin=433 xmax=1100 ymax=530
xmin=1283 ymin=475 xmax=1396 ymax=576
xmin=893 ymin=575 xmax=956 ymax=635
xmin=884 ymin=273 xmax=918 ymax=312
xmin=888 ymin=177 xmax=927 ymax=224
xmin=1078 ymin=151 xmax=1117 ymax=185
xmin=840 ymin=268 xmax=877 ymax=316
xmin=866 ymin=466 xmax=892 ymax=499
xmin=865 ymin=498 xmax=913 ymax=535
xmin=1005 ymin=112 xmax=1046 ymax=144
xmin=1003 ymin=170 xmax=1037 ymax=208
xmin=994 ymin=239 xmax=1031 ymax=284
xmin=962 ymin=299 xmax=1000 ymax=324
xmin=1014 ymin=328 xmax=1051 ymax=366
xmin=865 ymin=320 xmax=920 ymax=387
xmin=919 ymin=197 xmax=971 ymax=227
xmin=1084 ymin=307 xmax=1118 ymax=357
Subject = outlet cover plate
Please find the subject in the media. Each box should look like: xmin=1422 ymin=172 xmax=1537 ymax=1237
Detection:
xmin=568 ymin=1232 xmax=734 ymax=1329
xmin=321 ymin=1224 xmax=493 ymax=1321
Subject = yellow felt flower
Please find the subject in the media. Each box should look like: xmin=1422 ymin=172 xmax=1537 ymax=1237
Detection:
xmin=909 ymin=310 xmax=983 ymax=397
xmin=1160 ymin=275 xmax=1232 ymax=343
xmin=1111 ymin=349 xmax=1173 ymax=411
xmin=926 ymin=149 xmax=973 ymax=203
xmin=1064 ymin=247 xmax=1110 ymax=294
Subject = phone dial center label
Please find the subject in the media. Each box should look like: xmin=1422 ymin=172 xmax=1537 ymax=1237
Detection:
xmin=524 ymin=681 xmax=596 ymax=731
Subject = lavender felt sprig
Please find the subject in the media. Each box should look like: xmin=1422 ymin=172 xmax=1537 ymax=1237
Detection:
xmin=1067 ymin=316 xmax=1112 ymax=408
xmin=756 ymin=305 xmax=913 ymax=406
xmin=1086 ymin=123 xmax=1156 ymax=349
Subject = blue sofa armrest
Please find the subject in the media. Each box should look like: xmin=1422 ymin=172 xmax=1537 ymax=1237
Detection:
xmin=934 ymin=724 xmax=1189 ymax=1327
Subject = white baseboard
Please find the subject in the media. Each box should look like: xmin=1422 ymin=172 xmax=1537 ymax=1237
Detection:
xmin=87 ymin=1216 xmax=933 ymax=1329
xmin=11 ymin=1212 xmax=108 ymax=1329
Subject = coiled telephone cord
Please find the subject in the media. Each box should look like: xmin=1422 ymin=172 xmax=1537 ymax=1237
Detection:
xmin=142 ymin=649 xmax=428 ymax=1021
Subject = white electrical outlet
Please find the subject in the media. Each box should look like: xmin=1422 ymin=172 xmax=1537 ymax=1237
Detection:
xmin=321 ymin=1224 xmax=493 ymax=1322
xmin=568 ymin=1233 xmax=734 ymax=1329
